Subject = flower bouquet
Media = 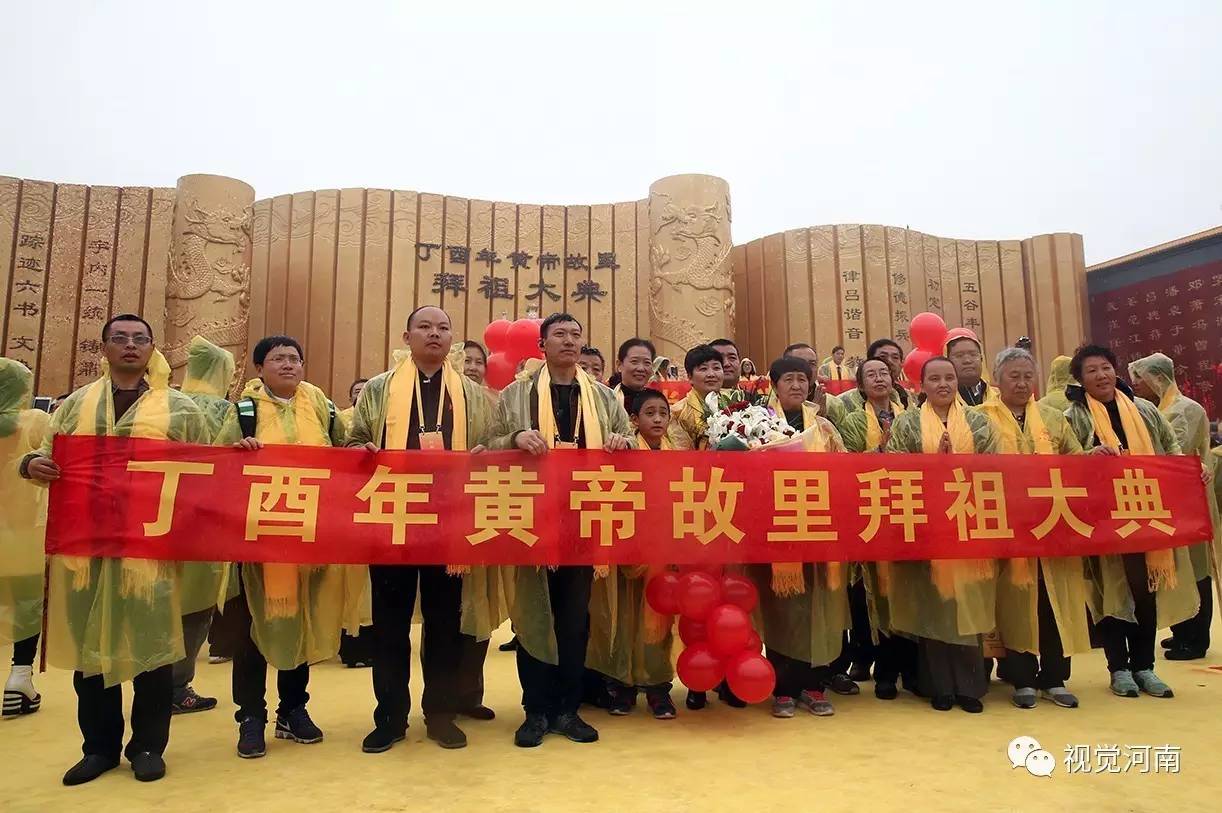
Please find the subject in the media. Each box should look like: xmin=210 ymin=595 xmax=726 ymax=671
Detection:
xmin=704 ymin=392 xmax=798 ymax=451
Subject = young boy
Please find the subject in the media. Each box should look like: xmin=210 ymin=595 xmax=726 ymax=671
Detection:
xmin=585 ymin=389 xmax=678 ymax=718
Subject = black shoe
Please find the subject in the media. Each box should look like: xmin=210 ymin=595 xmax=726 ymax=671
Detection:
xmin=62 ymin=755 xmax=119 ymax=786
xmin=171 ymin=685 xmax=217 ymax=715
xmin=426 ymin=718 xmax=468 ymax=749
xmin=848 ymin=663 xmax=873 ymax=682
xmin=685 ymin=690 xmax=707 ymax=710
xmin=1164 ymin=646 xmax=1207 ymax=661
xmin=499 ymin=636 xmax=519 ymax=652
xmin=931 ymin=694 xmax=954 ymax=711
xmin=1160 ymin=636 xmax=1177 ymax=650
xmin=2 ymin=688 xmax=40 ymax=717
xmin=514 ymin=713 xmax=549 ymax=748
xmin=459 ymin=705 xmax=496 ymax=721
xmin=275 ymin=705 xmax=323 ymax=744
xmin=874 ymin=682 xmax=898 ymax=700
xmin=237 ymin=717 xmax=266 ymax=759
xmin=549 ymin=712 xmax=599 ymax=743
xmin=607 ymin=689 xmax=635 ymax=716
xmin=828 ymin=673 xmax=861 ymax=696
xmin=343 ymin=660 xmax=372 ymax=668
xmin=717 ymin=685 xmax=747 ymax=708
xmin=129 ymin=751 xmax=165 ymax=782
xmin=956 ymin=695 xmax=984 ymax=713
xmin=647 ymin=692 xmax=677 ymax=720
xmin=361 ymin=727 xmax=406 ymax=753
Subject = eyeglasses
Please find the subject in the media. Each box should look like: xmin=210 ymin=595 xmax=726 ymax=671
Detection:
xmin=265 ymin=354 xmax=303 ymax=365
xmin=105 ymin=333 xmax=151 ymax=346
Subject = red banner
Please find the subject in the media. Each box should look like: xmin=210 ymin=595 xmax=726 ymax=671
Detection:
xmin=45 ymin=435 xmax=1210 ymax=566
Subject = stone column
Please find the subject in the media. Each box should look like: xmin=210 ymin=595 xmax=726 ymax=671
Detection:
xmin=647 ymin=174 xmax=734 ymax=362
xmin=164 ymin=174 xmax=255 ymax=389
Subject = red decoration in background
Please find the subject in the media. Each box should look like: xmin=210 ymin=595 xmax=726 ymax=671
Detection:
xmin=909 ymin=312 xmax=949 ymax=352
xmin=706 ymin=604 xmax=753 ymax=658
xmin=484 ymin=352 xmax=516 ymax=390
xmin=645 ymin=570 xmax=681 ymax=616
xmin=903 ymin=348 xmax=934 ymax=384
xmin=724 ymin=652 xmax=777 ymax=704
xmin=677 ymin=616 xmax=708 ymax=646
xmin=677 ymin=571 xmax=723 ymax=620
xmin=676 ymin=643 xmax=725 ymax=692
xmin=720 ymin=574 xmax=759 ymax=613
xmin=483 ymin=319 xmax=512 ymax=353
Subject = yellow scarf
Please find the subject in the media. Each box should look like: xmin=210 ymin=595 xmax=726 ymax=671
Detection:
xmin=864 ymin=397 xmax=905 ymax=450
xmin=1157 ymin=381 xmax=1181 ymax=415
xmin=765 ymin=394 xmax=839 ymax=596
xmin=66 ymin=350 xmax=174 ymax=600
xmin=536 ymin=366 xmax=604 ymax=450
xmin=240 ymin=377 xmax=334 ymax=617
xmin=636 ymin=432 xmax=674 ymax=450
xmin=920 ymin=401 xmax=993 ymax=597
xmin=1084 ymin=390 xmax=1176 ymax=590
xmin=980 ymin=398 xmax=1054 ymax=586
xmin=383 ymin=356 xmax=468 ymax=451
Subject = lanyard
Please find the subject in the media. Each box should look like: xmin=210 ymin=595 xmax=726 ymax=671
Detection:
xmin=413 ymin=370 xmax=447 ymax=432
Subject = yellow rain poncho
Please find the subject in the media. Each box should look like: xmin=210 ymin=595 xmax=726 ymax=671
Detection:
xmin=213 ymin=378 xmax=349 ymax=670
xmin=977 ymin=398 xmax=1093 ymax=655
xmin=179 ymin=336 xmax=238 ymax=616
xmin=1129 ymin=352 xmax=1216 ymax=582
xmin=1064 ymin=384 xmax=1199 ymax=628
xmin=748 ymin=415 xmax=850 ymax=668
xmin=585 ymin=435 xmax=676 ymax=689
xmin=1038 ymin=355 xmax=1072 ymax=414
xmin=1 ymin=359 xmax=49 ymax=646
xmin=38 ymin=350 xmax=210 ymax=686
xmin=345 ymin=354 xmax=511 ymax=643
xmin=882 ymin=403 xmax=998 ymax=644
xmin=487 ymin=367 xmax=633 ymax=665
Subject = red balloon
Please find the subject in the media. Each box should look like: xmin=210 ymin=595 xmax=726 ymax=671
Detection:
xmin=720 ymin=575 xmax=758 ymax=613
xmin=745 ymin=628 xmax=762 ymax=653
xmin=706 ymin=604 xmax=752 ymax=658
xmin=909 ymin=312 xmax=948 ymax=353
xmin=506 ymin=319 xmax=541 ymax=361
xmin=677 ymin=616 xmax=708 ymax=645
xmin=903 ymin=348 xmax=935 ymax=386
xmin=484 ymin=352 xmax=516 ymax=391
xmin=483 ymin=319 xmax=512 ymax=353
xmin=645 ymin=572 xmax=680 ymax=615
xmin=679 ymin=563 xmax=724 ymax=579
xmin=724 ymin=651 xmax=776 ymax=704
xmin=677 ymin=572 xmax=722 ymax=620
xmin=676 ymin=643 xmax=725 ymax=692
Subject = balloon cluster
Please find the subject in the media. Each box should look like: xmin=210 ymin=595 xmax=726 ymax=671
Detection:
xmin=645 ymin=567 xmax=775 ymax=703
xmin=902 ymin=312 xmax=949 ymax=385
xmin=483 ymin=317 xmax=543 ymax=390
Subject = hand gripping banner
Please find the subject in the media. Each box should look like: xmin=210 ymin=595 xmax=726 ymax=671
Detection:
xmin=44 ymin=435 xmax=1211 ymax=566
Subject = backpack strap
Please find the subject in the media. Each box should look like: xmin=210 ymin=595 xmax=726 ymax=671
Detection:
xmin=237 ymin=397 xmax=257 ymax=439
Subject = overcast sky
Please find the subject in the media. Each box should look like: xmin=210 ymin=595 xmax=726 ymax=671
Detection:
xmin=4 ymin=1 xmax=1219 ymax=264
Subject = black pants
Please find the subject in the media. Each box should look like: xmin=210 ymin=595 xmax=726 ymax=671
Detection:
xmin=227 ymin=590 xmax=310 ymax=724
xmin=207 ymin=594 xmax=245 ymax=659
xmin=919 ymin=637 xmax=986 ymax=699
xmin=340 ymin=626 xmax=375 ymax=666
xmin=1169 ymin=577 xmax=1212 ymax=651
xmin=74 ymin=664 xmax=172 ymax=762
xmin=1098 ymin=553 xmax=1157 ymax=673
xmin=872 ymin=632 xmax=919 ymax=689
xmin=1004 ymin=569 xmax=1071 ymax=690
xmin=370 ymin=564 xmax=464 ymax=732
xmin=455 ymin=635 xmax=490 ymax=710
xmin=767 ymin=647 xmax=830 ymax=697
xmin=517 ymin=566 xmax=593 ymax=718
xmin=12 ymin=634 xmax=38 ymax=667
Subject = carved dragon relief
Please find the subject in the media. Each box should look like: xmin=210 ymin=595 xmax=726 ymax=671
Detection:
xmin=164 ymin=199 xmax=253 ymax=385
xmin=649 ymin=191 xmax=735 ymax=349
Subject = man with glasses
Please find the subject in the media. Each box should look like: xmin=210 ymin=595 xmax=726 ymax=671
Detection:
xmin=22 ymin=314 xmax=209 ymax=784
xmin=945 ymin=329 xmax=999 ymax=407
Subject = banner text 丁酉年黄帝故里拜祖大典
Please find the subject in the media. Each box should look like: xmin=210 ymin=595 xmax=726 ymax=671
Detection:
xmin=44 ymin=435 xmax=1211 ymax=567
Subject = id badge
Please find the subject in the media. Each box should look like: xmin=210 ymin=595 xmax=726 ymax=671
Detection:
xmin=418 ymin=431 xmax=446 ymax=451
xmin=554 ymin=441 xmax=579 ymax=450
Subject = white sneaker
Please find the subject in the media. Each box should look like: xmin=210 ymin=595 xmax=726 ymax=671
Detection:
xmin=3 ymin=666 xmax=40 ymax=718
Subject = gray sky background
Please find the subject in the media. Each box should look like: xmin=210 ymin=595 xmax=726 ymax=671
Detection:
xmin=3 ymin=0 xmax=1219 ymax=264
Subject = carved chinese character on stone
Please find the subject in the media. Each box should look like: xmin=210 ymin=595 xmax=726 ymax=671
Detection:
xmin=565 ymin=253 xmax=590 ymax=272
xmin=12 ymin=301 xmax=39 ymax=317
xmin=844 ymin=307 xmax=862 ymax=321
xmin=508 ymin=250 xmax=532 ymax=271
xmin=572 ymin=279 xmax=607 ymax=303
xmin=416 ymin=242 xmax=441 ymax=261
xmin=539 ymin=252 xmax=561 ymax=271
xmin=14 ymin=279 xmax=40 ymax=294
xmin=594 ymin=252 xmax=619 ymax=271
xmin=88 ymin=239 xmax=111 ymax=253
xmin=525 ymin=281 xmax=561 ymax=302
xmin=447 ymin=245 xmax=470 ymax=264
xmin=432 ymin=272 xmax=467 ymax=296
xmin=18 ymin=234 xmax=45 ymax=250
xmin=8 ymin=336 xmax=35 ymax=352
xmin=478 ymin=275 xmax=513 ymax=300
xmin=17 ymin=257 xmax=41 ymax=272
xmin=475 ymin=248 xmax=501 ymax=269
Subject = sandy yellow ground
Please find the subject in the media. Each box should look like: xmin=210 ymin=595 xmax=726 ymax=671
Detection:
xmin=2 ymin=619 xmax=1220 ymax=813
